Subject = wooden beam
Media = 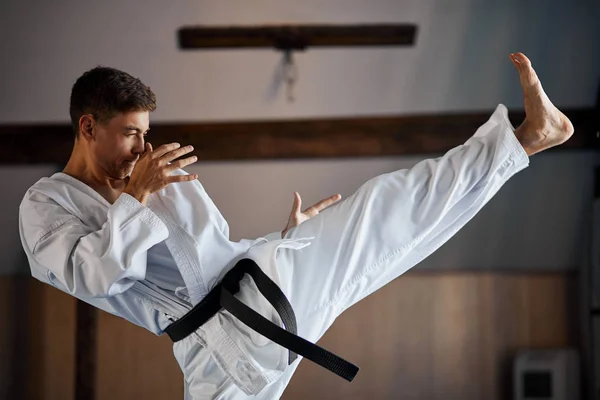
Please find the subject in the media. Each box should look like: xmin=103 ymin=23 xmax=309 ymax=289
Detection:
xmin=75 ymin=301 xmax=96 ymax=400
xmin=178 ymin=24 xmax=417 ymax=50
xmin=0 ymin=108 xmax=597 ymax=165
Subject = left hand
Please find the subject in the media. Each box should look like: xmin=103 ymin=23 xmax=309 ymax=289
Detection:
xmin=281 ymin=192 xmax=342 ymax=238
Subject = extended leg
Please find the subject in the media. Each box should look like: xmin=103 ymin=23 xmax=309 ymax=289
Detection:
xmin=277 ymin=53 xmax=572 ymax=337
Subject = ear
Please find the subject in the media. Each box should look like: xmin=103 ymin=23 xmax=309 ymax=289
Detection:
xmin=78 ymin=114 xmax=96 ymax=141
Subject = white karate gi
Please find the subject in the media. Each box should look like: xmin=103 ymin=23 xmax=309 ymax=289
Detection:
xmin=19 ymin=105 xmax=529 ymax=399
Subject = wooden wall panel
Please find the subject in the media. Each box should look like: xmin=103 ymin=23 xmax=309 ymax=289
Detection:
xmin=1 ymin=271 xmax=578 ymax=400
xmin=282 ymin=272 xmax=577 ymax=400
xmin=0 ymin=277 xmax=15 ymax=399
xmin=95 ymin=313 xmax=183 ymax=400
xmin=28 ymin=279 xmax=77 ymax=400
xmin=0 ymin=277 xmax=76 ymax=400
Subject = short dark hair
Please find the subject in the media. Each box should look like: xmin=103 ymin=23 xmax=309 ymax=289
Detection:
xmin=69 ymin=66 xmax=157 ymax=139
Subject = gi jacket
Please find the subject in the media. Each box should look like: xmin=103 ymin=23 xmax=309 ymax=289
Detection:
xmin=19 ymin=169 xmax=311 ymax=395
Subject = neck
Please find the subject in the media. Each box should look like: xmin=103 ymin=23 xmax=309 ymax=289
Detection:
xmin=62 ymin=141 xmax=128 ymax=201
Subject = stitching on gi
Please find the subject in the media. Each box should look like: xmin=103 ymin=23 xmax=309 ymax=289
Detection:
xmin=32 ymin=216 xmax=78 ymax=253
xmin=310 ymin=230 xmax=427 ymax=315
xmin=207 ymin=318 xmax=268 ymax=395
xmin=149 ymin=196 xmax=208 ymax=302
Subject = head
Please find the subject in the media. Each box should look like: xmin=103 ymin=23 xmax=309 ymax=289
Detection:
xmin=69 ymin=66 xmax=157 ymax=180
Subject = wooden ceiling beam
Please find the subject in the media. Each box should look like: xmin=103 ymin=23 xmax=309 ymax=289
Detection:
xmin=0 ymin=108 xmax=597 ymax=165
xmin=178 ymin=24 xmax=418 ymax=50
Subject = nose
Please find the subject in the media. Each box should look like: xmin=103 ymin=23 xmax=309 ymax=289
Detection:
xmin=132 ymin=134 xmax=145 ymax=155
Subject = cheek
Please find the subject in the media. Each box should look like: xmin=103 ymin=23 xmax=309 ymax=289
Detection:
xmin=113 ymin=138 xmax=132 ymax=157
xmin=98 ymin=144 xmax=125 ymax=166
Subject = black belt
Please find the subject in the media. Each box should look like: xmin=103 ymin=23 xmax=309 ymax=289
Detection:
xmin=165 ymin=258 xmax=359 ymax=382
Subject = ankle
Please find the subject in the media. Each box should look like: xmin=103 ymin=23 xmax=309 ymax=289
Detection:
xmin=514 ymin=122 xmax=538 ymax=156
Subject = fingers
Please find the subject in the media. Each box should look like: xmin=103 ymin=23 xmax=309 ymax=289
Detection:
xmin=305 ymin=194 xmax=341 ymax=215
xmin=144 ymin=142 xmax=196 ymax=162
xmin=166 ymin=173 xmax=198 ymax=184
xmin=152 ymin=142 xmax=182 ymax=158
xmin=161 ymin=145 xmax=195 ymax=163
xmin=292 ymin=192 xmax=302 ymax=214
xmin=316 ymin=194 xmax=342 ymax=210
xmin=165 ymin=155 xmax=198 ymax=172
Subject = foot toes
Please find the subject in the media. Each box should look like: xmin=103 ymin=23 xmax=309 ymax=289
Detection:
xmin=512 ymin=52 xmax=531 ymax=68
xmin=511 ymin=52 xmax=540 ymax=89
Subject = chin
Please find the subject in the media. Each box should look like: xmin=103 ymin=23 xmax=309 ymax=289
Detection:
xmin=114 ymin=168 xmax=132 ymax=180
xmin=118 ymin=162 xmax=135 ymax=179
xmin=123 ymin=169 xmax=134 ymax=179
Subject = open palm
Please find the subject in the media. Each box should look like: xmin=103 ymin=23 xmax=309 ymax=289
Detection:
xmin=282 ymin=192 xmax=342 ymax=238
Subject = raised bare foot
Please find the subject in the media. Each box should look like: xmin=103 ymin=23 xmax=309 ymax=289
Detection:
xmin=510 ymin=52 xmax=574 ymax=156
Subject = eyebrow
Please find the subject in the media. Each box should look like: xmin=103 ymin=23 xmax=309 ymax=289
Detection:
xmin=124 ymin=125 xmax=150 ymax=133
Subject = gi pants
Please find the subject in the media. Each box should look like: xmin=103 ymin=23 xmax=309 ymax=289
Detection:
xmin=180 ymin=105 xmax=530 ymax=399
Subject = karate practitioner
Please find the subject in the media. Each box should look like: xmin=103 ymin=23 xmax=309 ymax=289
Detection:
xmin=19 ymin=52 xmax=573 ymax=399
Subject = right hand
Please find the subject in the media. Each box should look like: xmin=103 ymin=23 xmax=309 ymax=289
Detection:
xmin=124 ymin=142 xmax=198 ymax=205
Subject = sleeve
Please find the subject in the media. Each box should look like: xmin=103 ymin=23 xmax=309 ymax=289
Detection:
xmin=19 ymin=192 xmax=169 ymax=298
xmin=262 ymin=231 xmax=283 ymax=241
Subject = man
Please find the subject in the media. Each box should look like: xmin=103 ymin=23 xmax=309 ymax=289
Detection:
xmin=19 ymin=52 xmax=573 ymax=399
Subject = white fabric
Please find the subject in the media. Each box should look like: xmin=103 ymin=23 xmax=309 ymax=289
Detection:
xmin=19 ymin=104 xmax=529 ymax=399
xmin=19 ymin=165 xmax=305 ymax=395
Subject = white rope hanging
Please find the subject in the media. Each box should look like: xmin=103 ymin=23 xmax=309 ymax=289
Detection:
xmin=282 ymin=50 xmax=298 ymax=102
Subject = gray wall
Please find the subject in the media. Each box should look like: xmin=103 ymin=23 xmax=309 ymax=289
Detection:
xmin=1 ymin=0 xmax=598 ymax=274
